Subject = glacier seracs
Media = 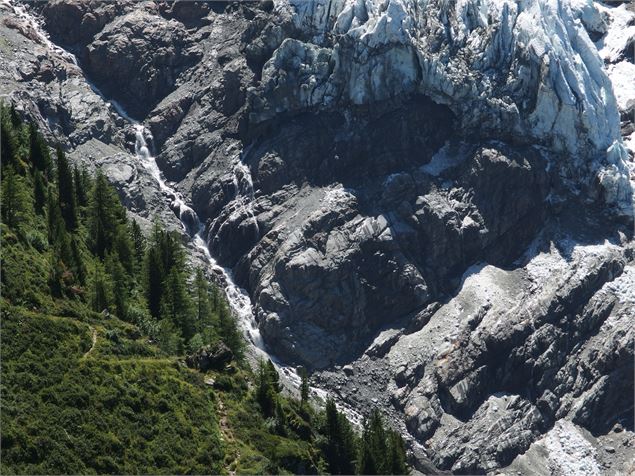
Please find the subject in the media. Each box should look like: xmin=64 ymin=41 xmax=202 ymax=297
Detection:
xmin=261 ymin=0 xmax=632 ymax=212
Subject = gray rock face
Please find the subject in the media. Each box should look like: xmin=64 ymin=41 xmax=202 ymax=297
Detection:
xmin=1 ymin=0 xmax=633 ymax=473
xmin=81 ymin=9 xmax=202 ymax=119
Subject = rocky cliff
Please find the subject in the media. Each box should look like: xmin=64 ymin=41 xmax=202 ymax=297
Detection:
xmin=0 ymin=0 xmax=633 ymax=473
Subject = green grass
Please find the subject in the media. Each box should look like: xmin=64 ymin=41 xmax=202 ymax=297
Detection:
xmin=1 ymin=306 xmax=224 ymax=475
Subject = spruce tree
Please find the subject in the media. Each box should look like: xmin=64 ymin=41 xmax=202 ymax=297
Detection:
xmin=386 ymin=430 xmax=407 ymax=475
xmin=89 ymin=170 xmax=119 ymax=258
xmin=130 ymin=219 xmax=146 ymax=268
xmin=1 ymin=165 xmax=30 ymax=228
xmin=29 ymin=122 xmax=50 ymax=173
xmin=160 ymin=268 xmax=195 ymax=344
xmin=70 ymin=237 xmax=87 ymax=286
xmin=324 ymin=399 xmax=357 ymax=475
xmin=218 ymin=303 xmax=243 ymax=358
xmin=91 ymin=263 xmax=110 ymax=313
xmin=56 ymin=145 xmax=77 ymax=230
xmin=73 ymin=165 xmax=88 ymax=207
xmin=1 ymin=106 xmax=19 ymax=168
xmin=193 ymin=268 xmax=214 ymax=334
xmin=33 ymin=169 xmax=47 ymax=215
xmin=144 ymin=238 xmax=165 ymax=319
xmin=113 ymin=224 xmax=134 ymax=275
xmin=256 ymin=359 xmax=276 ymax=417
xmin=300 ymin=367 xmax=309 ymax=407
xmin=106 ymin=252 xmax=128 ymax=320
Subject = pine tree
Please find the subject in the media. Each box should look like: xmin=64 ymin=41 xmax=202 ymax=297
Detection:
xmin=256 ymin=359 xmax=276 ymax=417
xmin=130 ymin=219 xmax=146 ymax=268
xmin=113 ymin=224 xmax=134 ymax=275
xmin=274 ymin=399 xmax=287 ymax=436
xmin=299 ymin=367 xmax=309 ymax=407
xmin=1 ymin=165 xmax=31 ymax=228
xmin=47 ymin=188 xmax=64 ymax=244
xmin=1 ymin=106 xmax=19 ymax=168
xmin=56 ymin=145 xmax=77 ymax=230
xmin=386 ymin=430 xmax=407 ymax=475
xmin=88 ymin=170 xmax=120 ymax=258
xmin=70 ymin=237 xmax=87 ymax=286
xmin=160 ymin=268 xmax=195 ymax=344
xmin=91 ymin=263 xmax=110 ymax=313
xmin=29 ymin=122 xmax=50 ymax=173
xmin=106 ymin=252 xmax=128 ymax=320
xmin=323 ymin=399 xmax=357 ymax=475
xmin=144 ymin=239 xmax=165 ymax=319
xmin=218 ymin=303 xmax=244 ymax=359
xmin=73 ymin=165 xmax=88 ymax=207
xmin=33 ymin=169 xmax=47 ymax=215
xmin=193 ymin=268 xmax=214 ymax=334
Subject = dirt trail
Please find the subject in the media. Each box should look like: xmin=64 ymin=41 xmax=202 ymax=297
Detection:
xmin=216 ymin=395 xmax=239 ymax=476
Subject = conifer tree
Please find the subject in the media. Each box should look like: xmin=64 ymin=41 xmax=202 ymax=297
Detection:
xmin=218 ymin=303 xmax=243 ymax=358
xmin=160 ymin=268 xmax=195 ymax=344
xmin=300 ymin=367 xmax=309 ymax=407
xmin=47 ymin=188 xmax=64 ymax=244
xmin=113 ymin=224 xmax=135 ymax=275
xmin=106 ymin=252 xmax=128 ymax=320
xmin=1 ymin=165 xmax=30 ymax=229
xmin=29 ymin=122 xmax=50 ymax=173
xmin=130 ymin=219 xmax=146 ymax=268
xmin=73 ymin=165 xmax=88 ymax=207
xmin=1 ymin=106 xmax=19 ymax=168
xmin=56 ymin=145 xmax=77 ymax=230
xmin=91 ymin=263 xmax=110 ymax=313
xmin=324 ymin=399 xmax=357 ymax=475
xmin=89 ymin=170 xmax=120 ymax=258
xmin=70 ymin=237 xmax=87 ymax=286
xmin=33 ymin=169 xmax=47 ymax=215
xmin=256 ymin=359 xmax=277 ymax=417
xmin=144 ymin=237 xmax=165 ymax=319
xmin=386 ymin=430 xmax=407 ymax=475
xmin=193 ymin=268 xmax=214 ymax=334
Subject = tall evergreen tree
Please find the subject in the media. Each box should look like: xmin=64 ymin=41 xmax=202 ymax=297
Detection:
xmin=33 ymin=169 xmax=47 ymax=215
xmin=299 ymin=367 xmax=309 ymax=407
xmin=256 ymin=359 xmax=277 ymax=418
xmin=55 ymin=145 xmax=77 ymax=230
xmin=218 ymin=303 xmax=243 ymax=358
xmin=130 ymin=219 xmax=146 ymax=268
xmin=193 ymin=268 xmax=214 ymax=334
xmin=144 ymin=238 xmax=165 ymax=319
xmin=324 ymin=399 xmax=357 ymax=475
xmin=88 ymin=170 xmax=120 ymax=258
xmin=1 ymin=165 xmax=30 ymax=229
xmin=1 ymin=105 xmax=19 ymax=168
xmin=90 ymin=263 xmax=110 ymax=313
xmin=106 ymin=252 xmax=128 ymax=320
xmin=160 ymin=267 xmax=195 ymax=345
xmin=70 ymin=237 xmax=87 ymax=286
xmin=73 ymin=165 xmax=88 ymax=207
xmin=29 ymin=122 xmax=50 ymax=173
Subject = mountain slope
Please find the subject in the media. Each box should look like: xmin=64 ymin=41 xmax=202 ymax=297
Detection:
xmin=0 ymin=0 xmax=633 ymax=473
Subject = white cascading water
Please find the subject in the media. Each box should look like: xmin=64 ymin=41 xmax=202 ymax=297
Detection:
xmin=133 ymin=125 xmax=269 ymax=353
xmin=8 ymin=0 xmax=363 ymax=425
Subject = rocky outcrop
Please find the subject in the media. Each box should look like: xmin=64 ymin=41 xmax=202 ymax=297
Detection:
xmin=186 ymin=342 xmax=234 ymax=371
xmin=81 ymin=9 xmax=202 ymax=119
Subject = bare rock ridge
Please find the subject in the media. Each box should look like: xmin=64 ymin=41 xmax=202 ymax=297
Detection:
xmin=0 ymin=0 xmax=633 ymax=473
